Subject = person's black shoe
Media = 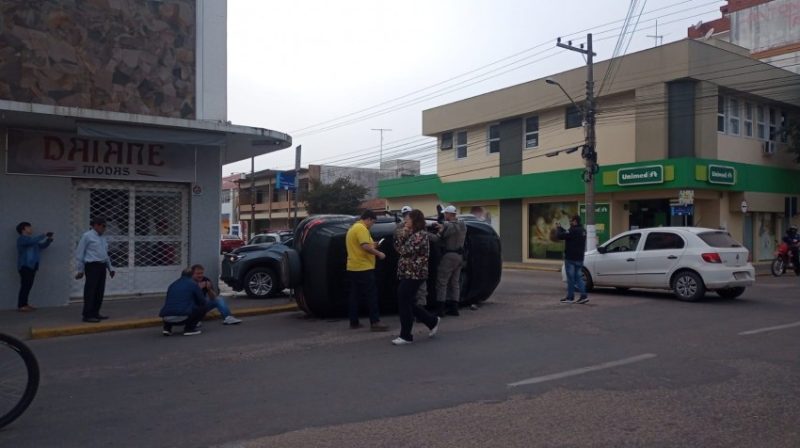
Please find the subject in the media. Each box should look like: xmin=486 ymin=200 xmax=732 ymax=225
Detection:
xmin=576 ymin=296 xmax=589 ymax=304
xmin=559 ymin=297 xmax=575 ymax=304
xmin=96 ymin=315 xmax=110 ymax=320
xmin=82 ymin=317 xmax=101 ymax=323
xmin=349 ymin=322 xmax=363 ymax=329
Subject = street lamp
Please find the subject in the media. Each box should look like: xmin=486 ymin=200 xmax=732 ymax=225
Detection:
xmin=545 ymin=77 xmax=598 ymax=251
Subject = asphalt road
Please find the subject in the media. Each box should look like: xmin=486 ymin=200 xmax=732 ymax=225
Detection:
xmin=2 ymin=270 xmax=798 ymax=448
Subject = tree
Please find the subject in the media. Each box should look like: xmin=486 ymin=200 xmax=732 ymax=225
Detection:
xmin=304 ymin=176 xmax=369 ymax=215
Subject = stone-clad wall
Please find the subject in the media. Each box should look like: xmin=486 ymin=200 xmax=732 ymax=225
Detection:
xmin=0 ymin=0 xmax=196 ymax=119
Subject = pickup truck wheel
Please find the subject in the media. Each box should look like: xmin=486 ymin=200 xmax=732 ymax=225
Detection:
xmin=244 ymin=267 xmax=278 ymax=298
xmin=716 ymin=287 xmax=745 ymax=299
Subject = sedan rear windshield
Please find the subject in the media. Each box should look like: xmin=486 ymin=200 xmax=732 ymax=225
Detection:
xmin=698 ymin=231 xmax=742 ymax=248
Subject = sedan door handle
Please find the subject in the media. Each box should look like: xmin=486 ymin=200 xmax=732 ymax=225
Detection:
xmin=667 ymin=255 xmax=678 ymax=259
xmin=626 ymin=258 xmax=635 ymax=262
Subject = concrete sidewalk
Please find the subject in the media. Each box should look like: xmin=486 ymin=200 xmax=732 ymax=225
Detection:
xmin=0 ymin=292 xmax=298 ymax=341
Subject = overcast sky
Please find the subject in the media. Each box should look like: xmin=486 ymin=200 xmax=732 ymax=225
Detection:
xmin=224 ymin=0 xmax=727 ymax=176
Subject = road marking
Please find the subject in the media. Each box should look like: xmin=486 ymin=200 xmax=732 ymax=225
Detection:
xmin=738 ymin=321 xmax=800 ymax=336
xmin=507 ymin=353 xmax=657 ymax=388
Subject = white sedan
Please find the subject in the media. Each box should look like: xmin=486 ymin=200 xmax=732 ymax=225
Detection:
xmin=567 ymin=227 xmax=755 ymax=301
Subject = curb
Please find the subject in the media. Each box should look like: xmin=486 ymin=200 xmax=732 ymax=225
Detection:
xmin=29 ymin=303 xmax=299 ymax=340
xmin=503 ymin=264 xmax=560 ymax=272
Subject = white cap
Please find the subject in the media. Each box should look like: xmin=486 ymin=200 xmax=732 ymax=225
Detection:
xmin=400 ymin=205 xmax=412 ymax=214
xmin=443 ymin=205 xmax=457 ymax=214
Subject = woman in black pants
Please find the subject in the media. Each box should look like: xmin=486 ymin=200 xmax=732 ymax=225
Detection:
xmin=392 ymin=209 xmax=441 ymax=345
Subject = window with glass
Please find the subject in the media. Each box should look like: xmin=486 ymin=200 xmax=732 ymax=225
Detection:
xmin=221 ymin=189 xmax=231 ymax=203
xmin=255 ymin=189 xmax=265 ymax=203
xmin=643 ymin=232 xmax=685 ymax=251
xmin=756 ymin=105 xmax=766 ymax=139
xmin=717 ymin=96 xmax=726 ymax=132
xmin=272 ymin=186 xmax=282 ymax=202
xmin=743 ymin=102 xmax=753 ymax=137
xmin=780 ymin=111 xmax=788 ymax=143
xmin=728 ymin=98 xmax=740 ymax=135
xmin=524 ymin=116 xmax=539 ymax=149
xmin=604 ymin=233 xmax=641 ymax=253
xmin=440 ymin=132 xmax=453 ymax=150
xmin=769 ymin=108 xmax=777 ymax=141
xmin=488 ymin=125 xmax=500 ymax=154
xmin=565 ymin=106 xmax=582 ymax=129
xmin=456 ymin=131 xmax=468 ymax=159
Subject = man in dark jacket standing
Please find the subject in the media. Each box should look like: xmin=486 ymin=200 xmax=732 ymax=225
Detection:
xmin=556 ymin=215 xmax=588 ymax=304
xmin=16 ymin=221 xmax=53 ymax=311
xmin=159 ymin=269 xmax=208 ymax=336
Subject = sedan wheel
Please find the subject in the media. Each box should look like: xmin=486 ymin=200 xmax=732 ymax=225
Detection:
xmin=244 ymin=267 xmax=277 ymax=298
xmin=672 ymin=271 xmax=705 ymax=302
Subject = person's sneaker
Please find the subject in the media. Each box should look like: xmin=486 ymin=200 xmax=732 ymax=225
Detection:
xmin=183 ymin=328 xmax=202 ymax=336
xmin=82 ymin=317 xmax=101 ymax=323
xmin=370 ymin=322 xmax=389 ymax=332
xmin=349 ymin=322 xmax=363 ymax=329
xmin=96 ymin=315 xmax=110 ymax=320
xmin=429 ymin=317 xmax=441 ymax=338
xmin=162 ymin=329 xmax=172 ymax=336
xmin=392 ymin=337 xmax=413 ymax=346
xmin=223 ymin=316 xmax=242 ymax=325
xmin=576 ymin=296 xmax=590 ymax=304
xmin=559 ymin=297 xmax=575 ymax=304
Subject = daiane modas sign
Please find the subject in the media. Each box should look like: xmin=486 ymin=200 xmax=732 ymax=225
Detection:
xmin=617 ymin=165 xmax=664 ymax=186
xmin=5 ymin=129 xmax=195 ymax=182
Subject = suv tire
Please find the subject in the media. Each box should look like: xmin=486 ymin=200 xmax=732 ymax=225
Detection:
xmin=244 ymin=267 xmax=279 ymax=298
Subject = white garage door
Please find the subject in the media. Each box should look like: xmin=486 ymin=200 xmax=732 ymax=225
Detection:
xmin=71 ymin=180 xmax=189 ymax=299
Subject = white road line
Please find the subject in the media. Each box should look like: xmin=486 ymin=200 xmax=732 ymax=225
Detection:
xmin=738 ymin=321 xmax=800 ymax=336
xmin=507 ymin=353 xmax=657 ymax=388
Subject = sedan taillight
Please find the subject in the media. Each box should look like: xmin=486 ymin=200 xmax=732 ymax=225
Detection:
xmin=701 ymin=252 xmax=722 ymax=263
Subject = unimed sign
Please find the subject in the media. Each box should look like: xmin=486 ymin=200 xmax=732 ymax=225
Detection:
xmin=708 ymin=164 xmax=736 ymax=185
xmin=617 ymin=165 xmax=664 ymax=186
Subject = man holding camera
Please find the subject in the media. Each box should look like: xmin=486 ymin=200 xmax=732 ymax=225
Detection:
xmin=15 ymin=221 xmax=54 ymax=312
xmin=557 ymin=215 xmax=588 ymax=304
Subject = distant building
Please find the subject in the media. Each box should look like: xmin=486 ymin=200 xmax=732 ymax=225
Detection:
xmin=237 ymin=160 xmax=420 ymax=235
xmin=221 ymin=173 xmax=244 ymax=236
xmin=688 ymin=0 xmax=800 ymax=74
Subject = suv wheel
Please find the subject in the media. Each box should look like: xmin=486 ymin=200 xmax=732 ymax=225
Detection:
xmin=244 ymin=267 xmax=278 ymax=298
xmin=672 ymin=270 xmax=705 ymax=302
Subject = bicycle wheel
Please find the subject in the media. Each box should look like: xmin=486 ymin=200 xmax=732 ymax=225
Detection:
xmin=0 ymin=333 xmax=40 ymax=429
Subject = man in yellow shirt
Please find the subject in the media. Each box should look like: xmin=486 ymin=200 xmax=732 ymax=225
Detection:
xmin=346 ymin=210 xmax=389 ymax=331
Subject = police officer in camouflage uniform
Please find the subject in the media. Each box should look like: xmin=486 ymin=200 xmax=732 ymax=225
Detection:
xmin=435 ymin=205 xmax=466 ymax=316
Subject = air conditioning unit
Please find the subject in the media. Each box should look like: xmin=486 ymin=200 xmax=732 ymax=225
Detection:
xmin=762 ymin=141 xmax=776 ymax=156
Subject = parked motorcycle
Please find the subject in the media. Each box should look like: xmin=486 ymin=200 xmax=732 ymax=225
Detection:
xmin=771 ymin=242 xmax=799 ymax=277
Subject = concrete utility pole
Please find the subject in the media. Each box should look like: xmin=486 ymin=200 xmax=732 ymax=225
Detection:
xmin=371 ymin=128 xmax=392 ymax=169
xmin=292 ymin=145 xmax=301 ymax=230
xmin=250 ymin=156 xmax=255 ymax=241
xmin=556 ymin=33 xmax=598 ymax=251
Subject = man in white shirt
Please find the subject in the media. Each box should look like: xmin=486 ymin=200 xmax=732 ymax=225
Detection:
xmin=74 ymin=217 xmax=115 ymax=323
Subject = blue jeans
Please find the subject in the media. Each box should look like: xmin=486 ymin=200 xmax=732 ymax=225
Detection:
xmin=204 ymin=296 xmax=232 ymax=318
xmin=565 ymin=260 xmax=586 ymax=300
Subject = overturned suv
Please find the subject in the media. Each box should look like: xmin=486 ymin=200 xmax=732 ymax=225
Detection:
xmin=279 ymin=214 xmax=503 ymax=318
xmin=220 ymin=239 xmax=293 ymax=298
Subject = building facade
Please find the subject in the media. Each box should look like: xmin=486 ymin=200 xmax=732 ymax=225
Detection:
xmin=380 ymin=39 xmax=800 ymax=265
xmin=238 ymin=160 xmax=420 ymax=234
xmin=0 ymin=1 xmax=291 ymax=309
xmin=688 ymin=0 xmax=800 ymax=74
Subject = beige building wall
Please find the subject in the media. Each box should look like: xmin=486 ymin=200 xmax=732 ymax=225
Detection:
xmin=387 ymin=195 xmax=440 ymax=217
xmin=634 ymin=84 xmax=668 ymax=161
xmin=695 ymin=81 xmax=719 ymax=159
xmin=437 ymin=127 xmax=499 ymax=182
xmin=717 ymin=134 xmax=796 ymax=167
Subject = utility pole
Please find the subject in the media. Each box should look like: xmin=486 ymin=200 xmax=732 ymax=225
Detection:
xmin=250 ymin=156 xmax=255 ymax=241
xmin=292 ymin=145 xmax=301 ymax=230
xmin=556 ymin=34 xmax=598 ymax=251
xmin=646 ymin=20 xmax=664 ymax=47
xmin=371 ymin=128 xmax=391 ymax=169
